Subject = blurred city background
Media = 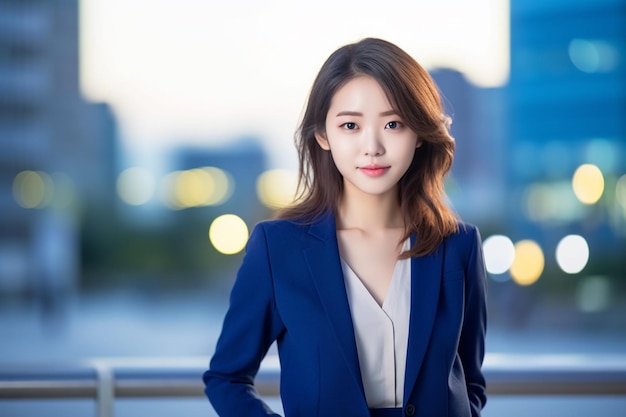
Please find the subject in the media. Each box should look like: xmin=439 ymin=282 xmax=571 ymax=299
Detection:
xmin=1 ymin=0 xmax=625 ymax=416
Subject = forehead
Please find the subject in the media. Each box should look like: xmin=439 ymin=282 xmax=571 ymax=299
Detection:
xmin=329 ymin=76 xmax=394 ymax=111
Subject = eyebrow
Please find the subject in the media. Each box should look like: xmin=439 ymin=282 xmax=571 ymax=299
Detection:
xmin=335 ymin=110 xmax=399 ymax=117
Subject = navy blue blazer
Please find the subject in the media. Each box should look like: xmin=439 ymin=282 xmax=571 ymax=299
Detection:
xmin=203 ymin=212 xmax=487 ymax=417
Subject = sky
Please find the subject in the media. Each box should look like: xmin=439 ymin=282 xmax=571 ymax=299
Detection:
xmin=79 ymin=0 xmax=510 ymax=169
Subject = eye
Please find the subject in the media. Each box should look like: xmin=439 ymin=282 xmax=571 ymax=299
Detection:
xmin=385 ymin=121 xmax=402 ymax=129
xmin=342 ymin=122 xmax=358 ymax=130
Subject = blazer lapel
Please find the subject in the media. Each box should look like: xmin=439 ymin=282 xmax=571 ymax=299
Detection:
xmin=301 ymin=215 xmax=444 ymax=404
xmin=302 ymin=212 xmax=365 ymax=398
xmin=403 ymin=235 xmax=444 ymax=401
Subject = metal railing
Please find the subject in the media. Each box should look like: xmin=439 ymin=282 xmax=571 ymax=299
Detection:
xmin=1 ymin=354 xmax=626 ymax=417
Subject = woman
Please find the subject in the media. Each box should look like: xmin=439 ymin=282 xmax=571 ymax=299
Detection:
xmin=203 ymin=37 xmax=488 ymax=417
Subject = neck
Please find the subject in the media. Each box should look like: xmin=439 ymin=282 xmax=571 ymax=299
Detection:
xmin=336 ymin=185 xmax=403 ymax=232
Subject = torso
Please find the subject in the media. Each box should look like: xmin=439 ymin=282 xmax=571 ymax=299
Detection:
xmin=336 ymin=227 xmax=406 ymax=306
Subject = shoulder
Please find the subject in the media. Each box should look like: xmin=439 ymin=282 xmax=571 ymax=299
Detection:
xmin=434 ymin=222 xmax=486 ymax=279
xmin=456 ymin=221 xmax=481 ymax=240
xmin=442 ymin=221 xmax=483 ymax=259
xmin=448 ymin=221 xmax=481 ymax=242
xmin=253 ymin=217 xmax=311 ymax=235
xmin=243 ymin=217 xmax=325 ymax=263
xmin=248 ymin=217 xmax=315 ymax=248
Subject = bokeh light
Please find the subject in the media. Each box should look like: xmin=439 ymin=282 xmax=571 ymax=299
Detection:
xmin=13 ymin=170 xmax=54 ymax=209
xmin=175 ymin=169 xmax=214 ymax=208
xmin=482 ymin=235 xmax=515 ymax=276
xmin=161 ymin=167 xmax=233 ymax=210
xmin=576 ymin=276 xmax=611 ymax=313
xmin=568 ymin=38 xmax=619 ymax=73
xmin=555 ymin=234 xmax=589 ymax=274
xmin=510 ymin=240 xmax=544 ymax=286
xmin=208 ymin=214 xmax=249 ymax=255
xmin=202 ymin=167 xmax=233 ymax=206
xmin=572 ymin=163 xmax=604 ymax=204
xmin=524 ymin=181 xmax=582 ymax=223
xmin=256 ymin=169 xmax=298 ymax=209
xmin=117 ymin=167 xmax=156 ymax=206
xmin=160 ymin=171 xmax=184 ymax=210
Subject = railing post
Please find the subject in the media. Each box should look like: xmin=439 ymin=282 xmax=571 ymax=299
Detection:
xmin=91 ymin=360 xmax=114 ymax=417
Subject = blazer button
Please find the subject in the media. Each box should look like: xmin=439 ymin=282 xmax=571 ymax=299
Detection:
xmin=404 ymin=404 xmax=416 ymax=416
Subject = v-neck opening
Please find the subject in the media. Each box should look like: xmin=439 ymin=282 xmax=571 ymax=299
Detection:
xmin=340 ymin=259 xmax=394 ymax=309
xmin=339 ymin=239 xmax=411 ymax=309
xmin=340 ymin=238 xmax=412 ymax=408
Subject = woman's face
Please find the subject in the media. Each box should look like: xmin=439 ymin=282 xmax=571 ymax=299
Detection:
xmin=316 ymin=76 xmax=421 ymax=200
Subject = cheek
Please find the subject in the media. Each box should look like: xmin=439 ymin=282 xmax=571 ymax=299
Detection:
xmin=394 ymin=145 xmax=418 ymax=173
xmin=401 ymin=149 xmax=417 ymax=169
xmin=327 ymin=138 xmax=355 ymax=157
xmin=392 ymin=137 xmax=418 ymax=157
xmin=327 ymin=148 xmax=351 ymax=171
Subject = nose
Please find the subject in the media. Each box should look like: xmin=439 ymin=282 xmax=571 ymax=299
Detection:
xmin=363 ymin=128 xmax=384 ymax=156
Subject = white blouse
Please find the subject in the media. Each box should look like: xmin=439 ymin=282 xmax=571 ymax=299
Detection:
xmin=341 ymin=239 xmax=411 ymax=408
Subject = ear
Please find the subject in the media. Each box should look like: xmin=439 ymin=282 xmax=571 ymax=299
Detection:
xmin=415 ymin=139 xmax=423 ymax=149
xmin=315 ymin=132 xmax=331 ymax=151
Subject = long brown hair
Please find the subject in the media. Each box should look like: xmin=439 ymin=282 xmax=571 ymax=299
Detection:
xmin=276 ymin=37 xmax=458 ymax=257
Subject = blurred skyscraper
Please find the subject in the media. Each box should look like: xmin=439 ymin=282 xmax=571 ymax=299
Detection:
xmin=507 ymin=0 xmax=626 ymax=247
xmin=432 ymin=69 xmax=508 ymax=225
xmin=0 ymin=0 xmax=118 ymax=298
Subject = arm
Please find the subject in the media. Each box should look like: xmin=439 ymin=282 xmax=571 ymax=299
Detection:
xmin=203 ymin=223 xmax=285 ymax=416
xmin=459 ymin=226 xmax=488 ymax=416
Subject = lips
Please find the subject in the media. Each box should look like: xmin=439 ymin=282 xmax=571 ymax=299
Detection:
xmin=359 ymin=165 xmax=390 ymax=177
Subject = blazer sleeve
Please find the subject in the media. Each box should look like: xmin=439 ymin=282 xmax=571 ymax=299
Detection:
xmin=459 ymin=226 xmax=488 ymax=416
xmin=203 ymin=223 xmax=285 ymax=416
